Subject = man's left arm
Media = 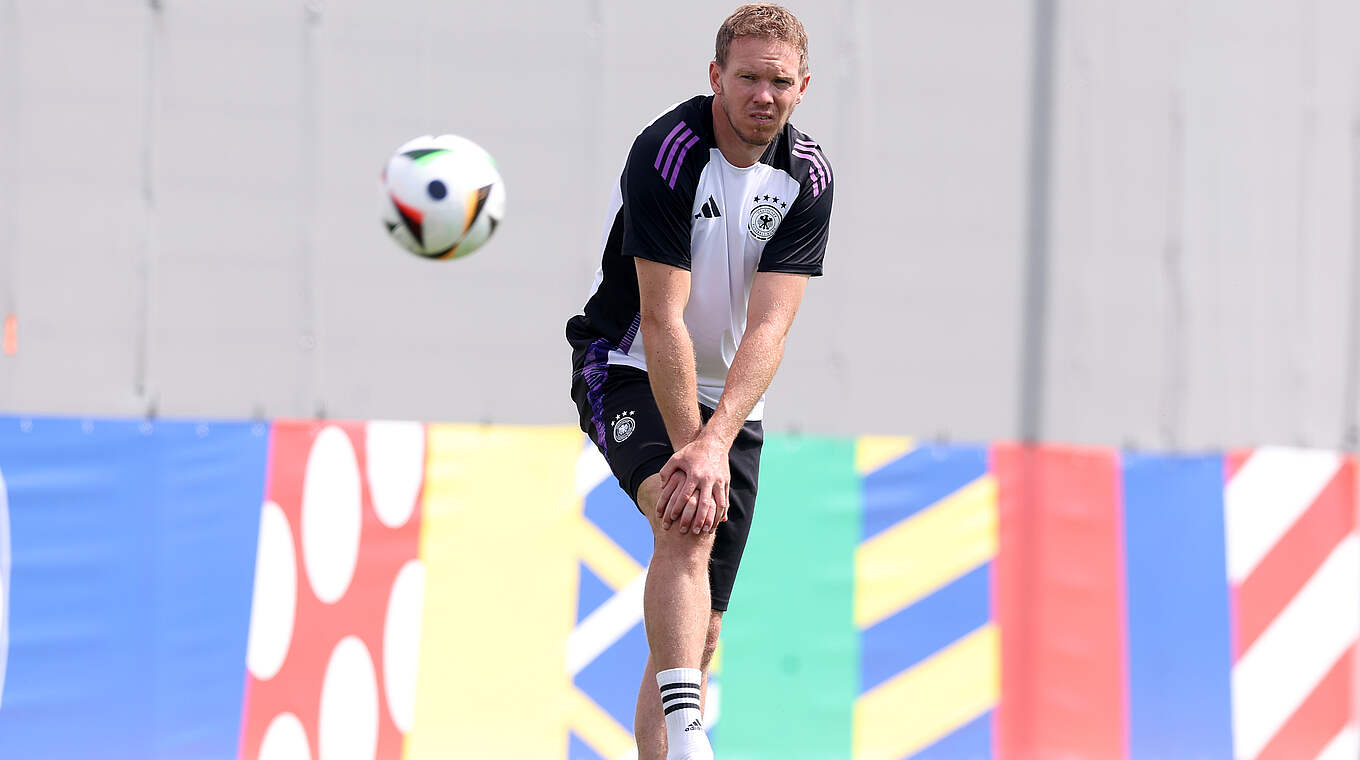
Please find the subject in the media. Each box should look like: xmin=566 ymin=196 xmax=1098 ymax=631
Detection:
xmin=660 ymin=146 xmax=833 ymax=529
xmin=658 ymin=271 xmax=808 ymax=527
xmin=704 ymin=271 xmax=808 ymax=445
xmin=706 ymin=146 xmax=833 ymax=454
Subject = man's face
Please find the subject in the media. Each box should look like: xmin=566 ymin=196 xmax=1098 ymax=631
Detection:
xmin=710 ymin=36 xmax=809 ymax=148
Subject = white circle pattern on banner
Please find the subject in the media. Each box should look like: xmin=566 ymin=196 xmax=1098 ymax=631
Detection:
xmin=364 ymin=421 xmax=425 ymax=529
xmin=382 ymin=559 xmax=425 ymax=733
xmin=246 ymin=501 xmax=298 ymax=681
xmin=318 ymin=636 xmax=379 ymax=760
xmin=302 ymin=427 xmax=363 ymax=604
xmin=258 ymin=712 xmax=311 ymax=760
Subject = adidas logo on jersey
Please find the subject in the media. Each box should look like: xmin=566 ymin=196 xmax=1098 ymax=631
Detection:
xmin=693 ymin=195 xmax=722 ymax=219
xmin=685 ymin=718 xmax=703 ymax=732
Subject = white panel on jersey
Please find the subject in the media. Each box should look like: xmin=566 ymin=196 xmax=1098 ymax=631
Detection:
xmin=617 ymin=150 xmax=799 ymax=420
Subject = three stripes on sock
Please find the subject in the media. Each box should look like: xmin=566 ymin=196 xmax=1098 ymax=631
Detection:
xmin=656 ymin=667 xmax=712 ymax=759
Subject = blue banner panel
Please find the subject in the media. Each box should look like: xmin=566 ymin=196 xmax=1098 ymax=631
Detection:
xmin=1122 ymin=452 xmax=1234 ymax=759
xmin=0 ymin=417 xmax=267 ymax=760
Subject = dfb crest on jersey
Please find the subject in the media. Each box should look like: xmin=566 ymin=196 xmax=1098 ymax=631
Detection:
xmin=612 ymin=411 xmax=636 ymax=443
xmin=748 ymin=194 xmax=785 ymax=241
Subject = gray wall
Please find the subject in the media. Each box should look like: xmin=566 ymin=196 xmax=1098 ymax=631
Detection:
xmin=0 ymin=0 xmax=1357 ymax=451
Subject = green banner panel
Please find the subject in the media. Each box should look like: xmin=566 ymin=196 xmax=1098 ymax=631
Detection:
xmin=717 ymin=434 xmax=860 ymax=759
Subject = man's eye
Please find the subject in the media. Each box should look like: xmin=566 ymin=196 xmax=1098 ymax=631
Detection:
xmin=741 ymin=74 xmax=757 ymax=80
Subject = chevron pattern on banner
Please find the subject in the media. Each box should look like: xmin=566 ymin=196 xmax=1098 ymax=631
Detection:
xmin=568 ymin=443 xmax=652 ymax=760
xmin=854 ymin=438 xmax=998 ymax=760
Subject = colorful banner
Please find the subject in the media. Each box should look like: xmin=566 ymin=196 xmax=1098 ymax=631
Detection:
xmin=240 ymin=420 xmax=427 ymax=760
xmin=854 ymin=438 xmax=995 ymax=760
xmin=0 ymin=414 xmax=1355 ymax=759
xmin=0 ymin=417 xmax=268 ymax=759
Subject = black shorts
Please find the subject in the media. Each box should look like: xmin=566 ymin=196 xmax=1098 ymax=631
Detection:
xmin=569 ymin=344 xmax=762 ymax=612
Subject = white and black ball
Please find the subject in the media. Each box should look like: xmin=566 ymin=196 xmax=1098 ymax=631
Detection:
xmin=380 ymin=134 xmax=506 ymax=260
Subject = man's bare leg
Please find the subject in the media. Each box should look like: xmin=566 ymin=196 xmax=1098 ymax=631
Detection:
xmin=635 ymin=611 xmax=723 ymax=760
xmin=633 ymin=472 xmax=718 ymax=759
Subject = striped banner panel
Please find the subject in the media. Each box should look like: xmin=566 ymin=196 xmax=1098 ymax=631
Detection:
xmin=1224 ymin=448 xmax=1358 ymax=760
xmin=853 ymin=438 xmax=998 ymax=760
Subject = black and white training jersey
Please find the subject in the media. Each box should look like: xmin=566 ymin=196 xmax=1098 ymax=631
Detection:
xmin=566 ymin=95 xmax=834 ymax=422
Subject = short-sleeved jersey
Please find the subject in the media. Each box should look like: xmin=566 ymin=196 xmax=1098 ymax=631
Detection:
xmin=566 ymin=95 xmax=834 ymax=421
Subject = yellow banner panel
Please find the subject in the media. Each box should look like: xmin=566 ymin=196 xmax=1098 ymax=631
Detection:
xmin=405 ymin=424 xmax=583 ymax=760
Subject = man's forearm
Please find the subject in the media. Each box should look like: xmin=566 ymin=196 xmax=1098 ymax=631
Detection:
xmin=642 ymin=317 xmax=704 ymax=450
xmin=704 ymin=323 xmax=787 ymax=448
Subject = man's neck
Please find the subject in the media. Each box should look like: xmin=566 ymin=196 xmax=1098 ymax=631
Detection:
xmin=710 ymin=97 xmax=765 ymax=168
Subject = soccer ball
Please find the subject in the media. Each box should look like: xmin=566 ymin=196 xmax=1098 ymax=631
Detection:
xmin=380 ymin=134 xmax=506 ymax=260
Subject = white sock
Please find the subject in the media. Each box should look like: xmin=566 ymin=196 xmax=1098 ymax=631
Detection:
xmin=656 ymin=667 xmax=713 ymax=760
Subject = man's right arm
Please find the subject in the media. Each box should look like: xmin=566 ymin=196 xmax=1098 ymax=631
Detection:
xmin=616 ymin=102 xmax=717 ymax=529
xmin=635 ymin=257 xmax=703 ymax=453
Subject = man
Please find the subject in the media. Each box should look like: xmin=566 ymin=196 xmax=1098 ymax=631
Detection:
xmin=566 ymin=5 xmax=832 ymax=758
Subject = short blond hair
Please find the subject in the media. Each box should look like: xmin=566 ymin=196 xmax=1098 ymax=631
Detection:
xmin=715 ymin=4 xmax=809 ymax=76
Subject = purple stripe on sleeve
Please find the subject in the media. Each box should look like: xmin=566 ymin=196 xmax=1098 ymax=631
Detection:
xmin=792 ymin=148 xmax=826 ymax=195
xmin=659 ymin=127 xmax=694 ymax=182
xmin=655 ymin=122 xmax=687 ymax=169
xmin=794 ymin=145 xmax=831 ymax=179
xmin=792 ymin=147 xmax=828 ymax=186
xmin=795 ymin=139 xmax=829 ymax=166
xmin=795 ymin=142 xmax=833 ymax=183
xmin=666 ymin=135 xmax=701 ymax=189
xmin=810 ymin=151 xmax=832 ymax=182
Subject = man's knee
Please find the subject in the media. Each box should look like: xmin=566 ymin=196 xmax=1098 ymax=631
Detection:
xmin=636 ymin=472 xmax=665 ymax=518
xmin=639 ymin=474 xmax=715 ymax=560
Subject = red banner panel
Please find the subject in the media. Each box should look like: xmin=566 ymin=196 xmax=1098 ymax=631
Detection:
xmin=993 ymin=443 xmax=1128 ymax=760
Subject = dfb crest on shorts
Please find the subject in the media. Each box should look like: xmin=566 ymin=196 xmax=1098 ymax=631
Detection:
xmin=611 ymin=411 xmax=636 ymax=443
xmin=748 ymin=194 xmax=785 ymax=241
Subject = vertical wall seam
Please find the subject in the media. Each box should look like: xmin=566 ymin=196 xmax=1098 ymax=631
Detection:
xmin=1011 ymin=0 xmax=1060 ymax=754
xmin=1160 ymin=47 xmax=1189 ymax=451
xmin=136 ymin=0 xmax=163 ymax=415
xmin=1293 ymin=0 xmax=1318 ymax=448
xmin=1017 ymin=0 xmax=1059 ymax=445
xmin=0 ymin=0 xmax=17 ymax=319
xmin=0 ymin=0 xmax=17 ymax=399
xmin=300 ymin=0 xmax=324 ymax=418
xmin=1343 ymin=118 xmax=1360 ymax=450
